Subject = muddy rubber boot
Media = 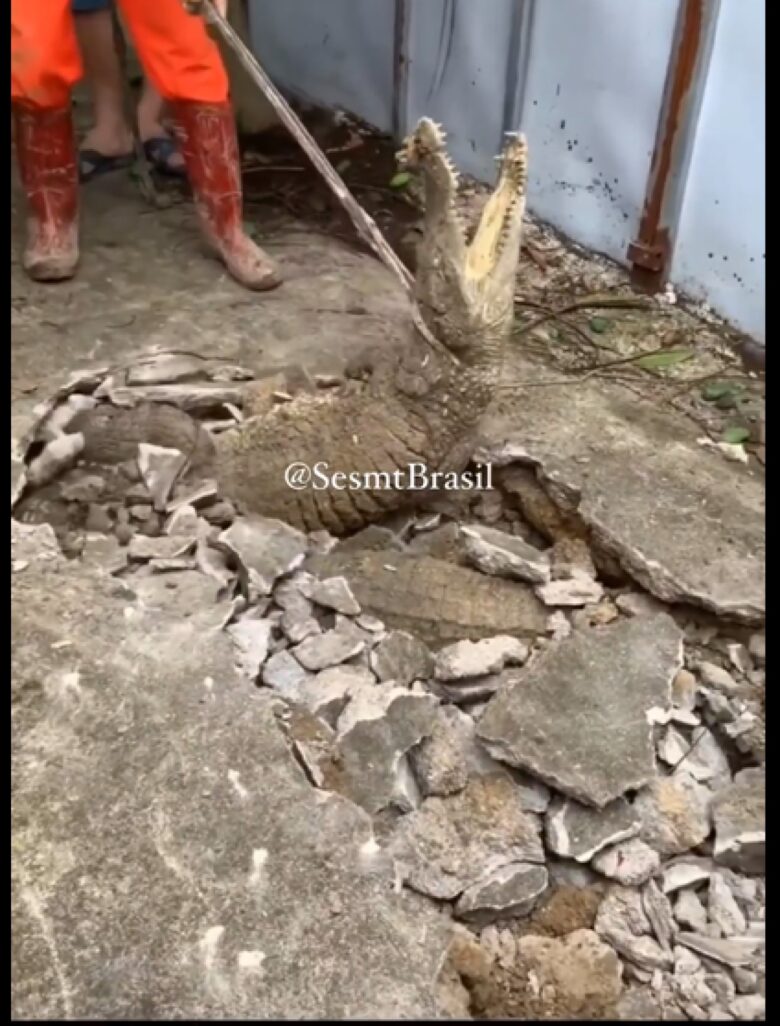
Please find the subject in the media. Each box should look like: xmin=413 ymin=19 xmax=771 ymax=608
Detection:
xmin=13 ymin=105 xmax=80 ymax=282
xmin=171 ymin=101 xmax=282 ymax=292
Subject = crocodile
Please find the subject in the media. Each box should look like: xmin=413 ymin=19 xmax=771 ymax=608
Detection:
xmin=305 ymin=549 xmax=548 ymax=646
xmin=22 ymin=118 xmax=529 ymax=537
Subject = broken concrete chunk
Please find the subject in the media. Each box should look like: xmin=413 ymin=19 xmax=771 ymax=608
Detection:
xmin=676 ymin=932 xmax=761 ymax=968
xmin=708 ymin=873 xmax=747 ymax=937
xmin=167 ymin=479 xmax=219 ymax=511
xmin=164 ymin=503 xmax=202 ymax=538
xmin=730 ymin=994 xmax=765 ymax=1020
xmin=592 ymin=838 xmax=660 ymax=886
xmin=607 ymin=931 xmax=673 ymax=972
xmin=635 ymin=771 xmax=712 ymax=857
xmin=698 ymin=687 xmax=736 ymax=724
xmin=327 ymin=686 xmax=437 ymax=813
xmin=535 ymin=569 xmax=604 ymax=607
xmin=261 ymin=648 xmax=313 ymax=695
xmin=295 ymin=672 xmax=362 ymax=728
xmin=434 ymin=636 xmax=528 ymax=681
xmin=697 ymin=661 xmax=740 ymax=697
xmin=356 ymin=613 xmax=385 ymax=633
xmin=674 ymin=889 xmax=709 ymax=933
xmin=317 ymin=664 xmax=375 ymax=694
xmin=615 ymin=591 xmax=665 ymax=618
xmin=460 ymin=524 xmax=551 ymax=584
xmin=646 ymin=705 xmax=700 ymax=728
xmin=26 ymin=432 xmax=85 ymax=487
xmin=513 ymin=773 xmax=552 ymax=814
xmin=126 ymin=353 xmax=205 ymax=386
xmin=409 ymin=705 xmax=501 ymax=798
xmin=595 ymin=883 xmax=651 ymax=940
xmin=747 ymin=633 xmax=765 ymax=667
xmin=478 ymin=614 xmax=682 ymax=807
xmin=454 ymin=862 xmax=549 ymax=925
xmin=428 ymin=673 xmax=506 ymax=706
xmin=280 ymin=605 xmax=321 ymax=645
xmin=712 ymin=768 xmax=765 ymax=874
xmin=662 ymin=859 xmax=714 ymax=894
xmin=546 ymin=610 xmax=572 ymax=640
xmin=127 ymin=533 xmax=192 ymax=562
xmin=657 ymin=723 xmax=731 ymax=785
xmin=280 ymin=704 xmax=337 ymax=789
xmin=292 ymin=629 xmax=365 ymax=672
xmin=657 ymin=725 xmax=690 ymax=767
xmin=684 ymin=727 xmax=731 ymax=786
xmin=370 ymin=630 xmax=433 ymax=686
xmin=393 ymin=775 xmax=544 ymax=901
xmin=195 ymin=538 xmax=234 ymax=588
xmin=219 ymin=516 xmax=308 ymax=597
xmin=137 ymin=443 xmax=188 ymax=511
xmin=226 ymin=617 xmax=274 ymax=680
xmin=641 ymin=879 xmax=676 ymax=953
xmin=545 ymin=796 xmax=640 ymax=863
xmin=310 ymin=575 xmax=361 ymax=615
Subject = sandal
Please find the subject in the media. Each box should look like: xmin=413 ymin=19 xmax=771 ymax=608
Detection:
xmin=142 ymin=135 xmax=186 ymax=178
xmin=79 ymin=148 xmax=134 ymax=183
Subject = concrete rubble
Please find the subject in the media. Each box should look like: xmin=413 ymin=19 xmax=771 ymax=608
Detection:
xmin=12 ymin=201 xmax=765 ymax=1018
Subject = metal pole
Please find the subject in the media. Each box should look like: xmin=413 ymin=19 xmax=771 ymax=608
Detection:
xmin=392 ymin=0 xmax=412 ymax=142
xmin=627 ymin=0 xmax=722 ymax=290
xmin=502 ymin=0 xmax=537 ymax=135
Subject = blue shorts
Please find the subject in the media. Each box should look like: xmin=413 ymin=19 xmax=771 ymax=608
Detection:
xmin=72 ymin=0 xmax=112 ymax=13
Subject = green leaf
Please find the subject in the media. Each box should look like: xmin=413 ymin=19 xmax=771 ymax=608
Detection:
xmin=702 ymin=381 xmax=745 ymax=402
xmin=636 ymin=348 xmax=694 ymax=371
xmin=389 ymin=171 xmax=411 ymax=189
xmin=721 ymin=426 xmax=750 ymax=445
xmin=703 ymin=382 xmax=733 ymax=400
xmin=588 ymin=316 xmax=611 ymax=334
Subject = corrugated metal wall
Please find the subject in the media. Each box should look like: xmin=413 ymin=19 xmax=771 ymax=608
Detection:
xmin=248 ymin=0 xmax=764 ymax=341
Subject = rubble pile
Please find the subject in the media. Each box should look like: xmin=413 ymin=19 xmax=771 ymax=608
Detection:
xmin=11 ymin=357 xmax=765 ymax=1021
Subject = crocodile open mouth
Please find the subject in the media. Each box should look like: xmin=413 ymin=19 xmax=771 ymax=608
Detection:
xmin=465 ymin=132 xmax=528 ymax=283
xmin=398 ymin=117 xmax=528 ymax=285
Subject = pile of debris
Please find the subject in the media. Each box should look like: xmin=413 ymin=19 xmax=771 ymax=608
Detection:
xmin=11 ymin=358 xmax=765 ymax=1022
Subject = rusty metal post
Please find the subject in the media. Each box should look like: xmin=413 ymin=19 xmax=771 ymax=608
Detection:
xmin=627 ymin=0 xmax=722 ymax=290
xmin=392 ymin=0 xmax=413 ymax=141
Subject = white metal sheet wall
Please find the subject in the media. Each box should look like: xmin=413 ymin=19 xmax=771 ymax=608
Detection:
xmin=248 ymin=0 xmax=764 ymax=341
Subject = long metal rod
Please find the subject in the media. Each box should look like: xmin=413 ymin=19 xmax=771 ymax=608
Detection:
xmin=196 ymin=0 xmax=414 ymax=294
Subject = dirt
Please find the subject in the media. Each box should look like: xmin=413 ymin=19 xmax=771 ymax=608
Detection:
xmin=469 ymin=958 xmax=619 ymax=1021
xmin=521 ymin=884 xmax=604 ymax=937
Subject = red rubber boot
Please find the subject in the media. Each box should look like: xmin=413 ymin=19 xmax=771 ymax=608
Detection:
xmin=171 ymin=101 xmax=282 ymax=292
xmin=13 ymin=105 xmax=79 ymax=282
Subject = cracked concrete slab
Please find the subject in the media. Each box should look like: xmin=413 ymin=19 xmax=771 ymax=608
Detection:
xmin=11 ymin=532 xmax=448 ymax=1019
xmin=481 ymin=361 xmax=765 ymax=624
xmin=477 ymin=615 xmax=683 ymax=807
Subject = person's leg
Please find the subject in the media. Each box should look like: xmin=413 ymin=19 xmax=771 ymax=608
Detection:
xmin=12 ymin=0 xmax=82 ymax=280
xmin=72 ymin=0 xmax=134 ymax=161
xmin=136 ymin=79 xmax=185 ymax=175
xmin=118 ymin=0 xmax=281 ymax=290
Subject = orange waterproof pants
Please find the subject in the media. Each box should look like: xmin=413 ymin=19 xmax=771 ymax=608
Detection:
xmin=11 ymin=0 xmax=228 ymax=107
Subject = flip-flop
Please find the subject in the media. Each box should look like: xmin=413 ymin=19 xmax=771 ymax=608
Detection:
xmin=143 ymin=135 xmax=186 ymax=178
xmin=78 ymin=149 xmax=134 ymax=183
